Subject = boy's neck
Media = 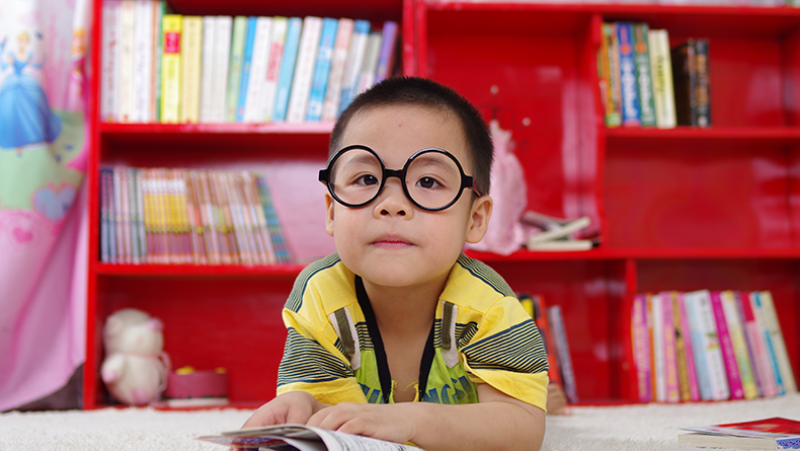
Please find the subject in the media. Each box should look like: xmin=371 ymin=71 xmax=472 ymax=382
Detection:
xmin=360 ymin=276 xmax=447 ymax=335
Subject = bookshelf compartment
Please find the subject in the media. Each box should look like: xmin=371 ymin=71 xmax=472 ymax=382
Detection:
xmin=90 ymin=275 xmax=292 ymax=408
xmin=604 ymin=145 xmax=795 ymax=250
xmin=486 ymin=259 xmax=628 ymax=402
xmin=634 ymin=258 xmax=799 ymax=381
xmin=421 ymin=29 xmax=601 ymax=233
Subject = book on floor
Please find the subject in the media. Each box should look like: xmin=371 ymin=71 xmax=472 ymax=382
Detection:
xmin=198 ymin=424 xmax=423 ymax=450
xmin=679 ymin=417 xmax=800 ymax=450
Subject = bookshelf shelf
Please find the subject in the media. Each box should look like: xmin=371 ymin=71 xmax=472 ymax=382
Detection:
xmin=414 ymin=0 xmax=800 ymax=404
xmin=84 ymin=0 xmax=799 ymax=409
xmin=93 ymin=262 xmax=307 ymax=277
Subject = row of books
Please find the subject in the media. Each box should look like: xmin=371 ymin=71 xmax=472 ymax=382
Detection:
xmin=100 ymin=0 xmax=399 ymax=124
xmin=99 ymin=167 xmax=291 ymax=266
xmin=599 ymin=23 xmax=711 ymax=129
xmin=519 ymin=294 xmax=579 ymax=403
xmin=631 ymin=290 xmax=797 ymax=404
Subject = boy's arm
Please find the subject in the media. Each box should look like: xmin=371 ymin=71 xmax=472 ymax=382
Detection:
xmin=306 ymin=383 xmax=545 ymax=451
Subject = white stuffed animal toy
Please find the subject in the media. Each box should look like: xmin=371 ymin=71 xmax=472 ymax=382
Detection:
xmin=101 ymin=308 xmax=170 ymax=406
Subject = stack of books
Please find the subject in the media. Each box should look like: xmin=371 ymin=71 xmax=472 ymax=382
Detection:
xmin=519 ymin=293 xmax=579 ymax=403
xmin=631 ymin=290 xmax=797 ymax=403
xmin=599 ymin=22 xmax=711 ymax=129
xmin=99 ymin=167 xmax=291 ymax=265
xmin=100 ymin=0 xmax=399 ymax=124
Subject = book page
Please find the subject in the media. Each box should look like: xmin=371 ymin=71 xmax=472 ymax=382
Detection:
xmin=313 ymin=427 xmax=420 ymax=451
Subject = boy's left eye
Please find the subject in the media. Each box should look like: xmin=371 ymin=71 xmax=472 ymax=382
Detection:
xmin=416 ymin=176 xmax=441 ymax=189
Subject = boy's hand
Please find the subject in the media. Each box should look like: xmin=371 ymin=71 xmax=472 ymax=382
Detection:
xmin=306 ymin=402 xmax=416 ymax=444
xmin=241 ymin=391 xmax=325 ymax=429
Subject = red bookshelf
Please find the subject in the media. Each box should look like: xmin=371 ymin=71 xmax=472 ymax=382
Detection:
xmin=84 ymin=0 xmax=800 ymax=409
xmin=411 ymin=0 xmax=800 ymax=404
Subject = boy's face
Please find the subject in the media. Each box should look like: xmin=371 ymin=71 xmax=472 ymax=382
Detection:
xmin=325 ymin=104 xmax=493 ymax=290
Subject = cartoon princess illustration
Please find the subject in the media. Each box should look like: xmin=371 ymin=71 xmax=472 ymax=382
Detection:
xmin=0 ymin=31 xmax=62 ymax=155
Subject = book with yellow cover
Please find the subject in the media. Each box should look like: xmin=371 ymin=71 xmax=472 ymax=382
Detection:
xmin=160 ymin=14 xmax=182 ymax=123
xmin=181 ymin=16 xmax=203 ymax=123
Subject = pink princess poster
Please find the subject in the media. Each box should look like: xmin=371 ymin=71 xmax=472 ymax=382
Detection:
xmin=0 ymin=0 xmax=91 ymax=411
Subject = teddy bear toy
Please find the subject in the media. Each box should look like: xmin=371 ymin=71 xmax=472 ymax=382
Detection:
xmin=101 ymin=308 xmax=170 ymax=406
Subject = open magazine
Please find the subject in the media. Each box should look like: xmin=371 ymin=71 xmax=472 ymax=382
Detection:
xmin=197 ymin=424 xmax=423 ymax=451
xmin=679 ymin=417 xmax=800 ymax=450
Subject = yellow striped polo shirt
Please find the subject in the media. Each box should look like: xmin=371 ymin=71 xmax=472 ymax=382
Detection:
xmin=276 ymin=252 xmax=549 ymax=412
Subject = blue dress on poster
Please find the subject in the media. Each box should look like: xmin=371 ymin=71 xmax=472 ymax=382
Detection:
xmin=0 ymin=36 xmax=62 ymax=149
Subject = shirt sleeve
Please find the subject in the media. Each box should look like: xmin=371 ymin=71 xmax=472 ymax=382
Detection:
xmin=459 ymin=295 xmax=550 ymax=412
xmin=276 ymin=261 xmax=367 ymax=405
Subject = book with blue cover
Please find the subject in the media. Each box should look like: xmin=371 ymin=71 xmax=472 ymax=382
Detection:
xmin=616 ymin=22 xmax=641 ymax=126
xmin=272 ymin=17 xmax=303 ymax=122
xmin=236 ymin=17 xmax=258 ymax=122
xmin=306 ymin=17 xmax=339 ymax=122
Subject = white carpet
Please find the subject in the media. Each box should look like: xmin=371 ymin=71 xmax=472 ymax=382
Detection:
xmin=1 ymin=394 xmax=798 ymax=450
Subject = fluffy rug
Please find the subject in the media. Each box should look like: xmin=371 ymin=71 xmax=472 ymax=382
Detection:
xmin=1 ymin=394 xmax=798 ymax=450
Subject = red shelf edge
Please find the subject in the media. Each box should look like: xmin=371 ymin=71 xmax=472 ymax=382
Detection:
xmin=466 ymin=247 xmax=800 ymax=262
xmin=93 ymin=262 xmax=308 ymax=276
xmin=605 ymin=126 xmax=800 ymax=140
xmin=99 ymin=122 xmax=335 ymax=135
xmin=424 ymin=2 xmax=800 ymax=17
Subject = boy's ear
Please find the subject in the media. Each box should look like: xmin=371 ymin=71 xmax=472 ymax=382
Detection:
xmin=325 ymin=193 xmax=335 ymax=237
xmin=465 ymin=195 xmax=493 ymax=244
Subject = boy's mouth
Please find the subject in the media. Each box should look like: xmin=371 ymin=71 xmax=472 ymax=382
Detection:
xmin=371 ymin=234 xmax=413 ymax=248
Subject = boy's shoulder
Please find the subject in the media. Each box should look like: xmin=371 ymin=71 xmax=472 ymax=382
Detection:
xmin=285 ymin=253 xmax=355 ymax=314
xmin=441 ymin=254 xmax=517 ymax=311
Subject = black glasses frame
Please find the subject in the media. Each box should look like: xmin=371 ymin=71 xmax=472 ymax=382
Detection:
xmin=318 ymin=145 xmax=482 ymax=212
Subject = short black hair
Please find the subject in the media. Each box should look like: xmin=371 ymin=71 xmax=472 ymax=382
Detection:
xmin=330 ymin=77 xmax=493 ymax=195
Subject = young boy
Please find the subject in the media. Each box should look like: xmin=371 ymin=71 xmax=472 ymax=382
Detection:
xmin=243 ymin=77 xmax=549 ymax=451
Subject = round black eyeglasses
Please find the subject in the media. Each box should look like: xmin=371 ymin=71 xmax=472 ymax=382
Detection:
xmin=318 ymin=145 xmax=482 ymax=212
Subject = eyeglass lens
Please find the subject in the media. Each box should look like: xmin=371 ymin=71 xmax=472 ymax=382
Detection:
xmin=328 ymin=148 xmax=465 ymax=210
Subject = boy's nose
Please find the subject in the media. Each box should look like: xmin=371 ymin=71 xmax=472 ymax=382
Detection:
xmin=375 ymin=178 xmax=411 ymax=218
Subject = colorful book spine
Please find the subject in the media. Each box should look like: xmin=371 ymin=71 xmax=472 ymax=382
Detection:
xmin=710 ymin=291 xmax=744 ymax=400
xmin=632 ymin=294 xmax=651 ymax=402
xmin=721 ymin=290 xmax=758 ymax=399
xmin=117 ymin=0 xmax=136 ymax=122
xmin=256 ymin=175 xmax=291 ymax=263
xmin=648 ymin=29 xmax=676 ymax=129
xmin=750 ymin=291 xmax=784 ymax=395
xmin=272 ymin=17 xmax=303 ymax=122
xmin=670 ymin=291 xmax=691 ymax=402
xmin=616 ymin=22 xmax=640 ymax=127
xmin=671 ymin=40 xmax=697 ymax=126
xmin=758 ymin=291 xmax=797 ymax=394
xmin=100 ymin=0 xmax=121 ymax=122
xmin=287 ymin=16 xmax=323 ymax=123
xmin=677 ymin=292 xmax=701 ymax=401
xmin=684 ymin=290 xmax=713 ymax=401
xmin=374 ymin=20 xmax=398 ymax=84
xmin=355 ymin=31 xmax=383 ymax=97
xmin=210 ymin=16 xmax=232 ymax=123
xmin=321 ymin=18 xmax=354 ymax=122
xmin=199 ymin=16 xmax=217 ymax=123
xmin=695 ymin=290 xmax=730 ymax=401
xmin=160 ymin=14 xmax=183 ymax=123
xmin=529 ymin=294 xmax=562 ymax=389
xmin=225 ymin=16 xmax=248 ymax=122
xmin=600 ymin=23 xmax=621 ymax=128
xmin=306 ymin=17 xmax=338 ymax=122
xmin=181 ymin=16 xmax=203 ymax=123
xmin=631 ymin=23 xmax=656 ymax=127
xmin=548 ymin=305 xmax=578 ymax=403
xmin=338 ymin=20 xmax=370 ymax=116
xmin=660 ymin=292 xmax=680 ymax=402
xmin=650 ymin=293 xmax=665 ymax=401
xmin=693 ymin=39 xmax=711 ymax=128
xmin=243 ymin=17 xmax=274 ymax=123
xmin=135 ymin=169 xmax=148 ymax=262
xmin=126 ymin=167 xmax=141 ymax=264
xmin=262 ymin=17 xmax=288 ymax=123
xmin=132 ymin=0 xmax=154 ymax=123
xmin=100 ymin=168 xmax=112 ymax=262
xmin=151 ymin=1 xmax=165 ymax=122
xmin=236 ymin=17 xmax=258 ymax=122
xmin=737 ymin=291 xmax=769 ymax=397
